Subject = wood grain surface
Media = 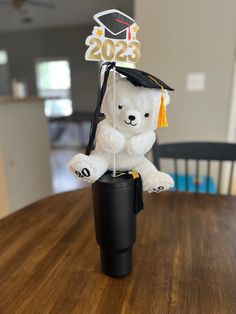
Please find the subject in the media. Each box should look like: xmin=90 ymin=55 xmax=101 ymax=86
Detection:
xmin=0 ymin=189 xmax=236 ymax=314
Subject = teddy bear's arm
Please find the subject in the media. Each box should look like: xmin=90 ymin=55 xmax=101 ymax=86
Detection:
xmin=96 ymin=120 xmax=126 ymax=154
xmin=125 ymin=131 xmax=156 ymax=157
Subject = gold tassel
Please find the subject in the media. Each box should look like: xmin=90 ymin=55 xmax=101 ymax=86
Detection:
xmin=129 ymin=171 xmax=140 ymax=179
xmin=158 ymin=88 xmax=168 ymax=128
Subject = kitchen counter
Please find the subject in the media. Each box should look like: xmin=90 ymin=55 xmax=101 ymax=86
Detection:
xmin=0 ymin=96 xmax=44 ymax=104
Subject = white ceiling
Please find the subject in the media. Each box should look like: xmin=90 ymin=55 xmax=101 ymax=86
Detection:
xmin=0 ymin=0 xmax=133 ymax=33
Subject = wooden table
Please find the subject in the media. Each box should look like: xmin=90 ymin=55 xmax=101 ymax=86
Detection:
xmin=0 ymin=189 xmax=236 ymax=314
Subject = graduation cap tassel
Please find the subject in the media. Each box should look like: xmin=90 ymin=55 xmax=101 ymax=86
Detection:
xmin=158 ymin=88 xmax=169 ymax=128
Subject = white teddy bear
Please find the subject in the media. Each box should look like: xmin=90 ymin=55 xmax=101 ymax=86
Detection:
xmin=69 ymin=71 xmax=174 ymax=193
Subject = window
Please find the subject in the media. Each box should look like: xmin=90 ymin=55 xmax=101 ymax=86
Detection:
xmin=0 ymin=51 xmax=8 ymax=65
xmin=35 ymin=59 xmax=72 ymax=117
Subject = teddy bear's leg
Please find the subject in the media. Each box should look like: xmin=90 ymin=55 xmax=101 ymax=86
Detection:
xmin=133 ymin=157 xmax=174 ymax=193
xmin=69 ymin=151 xmax=108 ymax=183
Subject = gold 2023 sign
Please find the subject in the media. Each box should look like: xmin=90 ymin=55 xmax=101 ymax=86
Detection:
xmin=85 ymin=37 xmax=141 ymax=63
xmin=85 ymin=9 xmax=141 ymax=64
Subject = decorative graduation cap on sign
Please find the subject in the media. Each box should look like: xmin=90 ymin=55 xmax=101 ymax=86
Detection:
xmin=86 ymin=62 xmax=174 ymax=155
xmin=94 ymin=9 xmax=135 ymax=40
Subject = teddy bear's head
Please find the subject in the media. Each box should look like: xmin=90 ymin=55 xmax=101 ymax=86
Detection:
xmin=101 ymin=72 xmax=170 ymax=135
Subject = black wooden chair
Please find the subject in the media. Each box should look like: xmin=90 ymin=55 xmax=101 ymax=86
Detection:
xmin=152 ymin=142 xmax=236 ymax=195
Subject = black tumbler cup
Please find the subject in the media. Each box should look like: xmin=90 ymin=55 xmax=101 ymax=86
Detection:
xmin=92 ymin=171 xmax=136 ymax=277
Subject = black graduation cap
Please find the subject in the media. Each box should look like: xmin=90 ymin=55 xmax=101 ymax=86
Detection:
xmin=94 ymin=9 xmax=135 ymax=40
xmin=115 ymin=66 xmax=174 ymax=91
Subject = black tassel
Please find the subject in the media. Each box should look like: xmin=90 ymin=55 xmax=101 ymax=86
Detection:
xmin=85 ymin=62 xmax=116 ymax=155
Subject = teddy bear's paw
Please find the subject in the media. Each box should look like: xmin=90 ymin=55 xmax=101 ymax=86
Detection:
xmin=69 ymin=154 xmax=97 ymax=183
xmin=101 ymin=129 xmax=126 ymax=154
xmin=146 ymin=172 xmax=174 ymax=194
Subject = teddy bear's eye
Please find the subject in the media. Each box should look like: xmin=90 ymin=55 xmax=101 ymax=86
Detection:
xmin=144 ymin=113 xmax=149 ymax=117
xmin=118 ymin=105 xmax=123 ymax=110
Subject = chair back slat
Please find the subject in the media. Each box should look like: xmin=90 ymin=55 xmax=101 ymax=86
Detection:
xmin=196 ymin=160 xmax=200 ymax=193
xmin=174 ymin=159 xmax=179 ymax=191
xmin=185 ymin=159 xmax=189 ymax=191
xmin=217 ymin=161 xmax=222 ymax=194
xmin=152 ymin=141 xmax=160 ymax=170
xmin=206 ymin=161 xmax=211 ymax=193
xmin=228 ymin=161 xmax=235 ymax=195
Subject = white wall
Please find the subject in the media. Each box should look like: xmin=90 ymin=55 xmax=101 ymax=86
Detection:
xmin=135 ymin=0 xmax=236 ymax=144
xmin=0 ymin=99 xmax=52 ymax=214
xmin=228 ymin=62 xmax=236 ymax=142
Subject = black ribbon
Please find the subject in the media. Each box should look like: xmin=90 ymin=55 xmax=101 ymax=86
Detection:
xmin=131 ymin=174 xmax=144 ymax=214
xmin=85 ymin=62 xmax=116 ymax=156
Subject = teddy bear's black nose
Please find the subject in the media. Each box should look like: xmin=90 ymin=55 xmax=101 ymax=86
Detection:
xmin=128 ymin=115 xmax=136 ymax=121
